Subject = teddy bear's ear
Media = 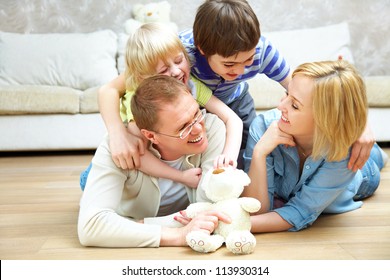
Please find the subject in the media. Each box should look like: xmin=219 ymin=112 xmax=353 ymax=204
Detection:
xmin=156 ymin=1 xmax=172 ymax=21
xmin=236 ymin=169 xmax=251 ymax=187
xmin=132 ymin=4 xmax=144 ymax=17
xmin=159 ymin=1 xmax=171 ymax=11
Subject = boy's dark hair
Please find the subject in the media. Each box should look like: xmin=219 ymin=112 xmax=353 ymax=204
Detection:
xmin=193 ymin=0 xmax=260 ymax=57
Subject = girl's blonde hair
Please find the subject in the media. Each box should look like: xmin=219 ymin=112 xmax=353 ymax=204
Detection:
xmin=124 ymin=22 xmax=189 ymax=91
xmin=293 ymin=60 xmax=368 ymax=161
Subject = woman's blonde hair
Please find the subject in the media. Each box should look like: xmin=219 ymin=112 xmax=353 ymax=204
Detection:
xmin=293 ymin=60 xmax=368 ymax=161
xmin=124 ymin=22 xmax=189 ymax=91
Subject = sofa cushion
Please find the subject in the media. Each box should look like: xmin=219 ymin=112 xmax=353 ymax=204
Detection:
xmin=117 ymin=32 xmax=130 ymax=74
xmin=365 ymin=76 xmax=390 ymax=107
xmin=0 ymin=30 xmax=118 ymax=90
xmin=263 ymin=22 xmax=354 ymax=71
xmin=0 ymin=85 xmax=80 ymax=114
xmin=248 ymin=77 xmax=285 ymax=110
xmin=80 ymin=87 xmax=100 ymax=113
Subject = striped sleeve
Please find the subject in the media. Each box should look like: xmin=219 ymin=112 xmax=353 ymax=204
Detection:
xmin=257 ymin=36 xmax=290 ymax=82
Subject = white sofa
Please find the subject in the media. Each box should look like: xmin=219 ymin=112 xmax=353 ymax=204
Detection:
xmin=0 ymin=23 xmax=389 ymax=151
xmin=0 ymin=30 xmax=117 ymax=151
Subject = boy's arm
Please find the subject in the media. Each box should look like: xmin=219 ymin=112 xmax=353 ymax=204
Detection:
xmin=279 ymin=72 xmax=292 ymax=90
xmin=348 ymin=124 xmax=375 ymax=171
xmin=98 ymin=73 xmax=145 ymax=169
xmin=204 ymin=95 xmax=243 ymax=168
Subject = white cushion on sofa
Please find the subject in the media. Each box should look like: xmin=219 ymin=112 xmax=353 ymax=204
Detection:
xmin=263 ymin=22 xmax=354 ymax=71
xmin=0 ymin=30 xmax=118 ymax=90
xmin=117 ymin=32 xmax=130 ymax=74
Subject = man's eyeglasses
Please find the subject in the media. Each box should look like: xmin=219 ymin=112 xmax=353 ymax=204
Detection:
xmin=154 ymin=109 xmax=206 ymax=139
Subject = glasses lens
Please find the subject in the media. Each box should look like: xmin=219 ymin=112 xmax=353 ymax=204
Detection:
xmin=179 ymin=109 xmax=205 ymax=139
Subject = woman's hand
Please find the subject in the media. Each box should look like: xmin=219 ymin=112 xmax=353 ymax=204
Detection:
xmin=253 ymin=121 xmax=295 ymax=158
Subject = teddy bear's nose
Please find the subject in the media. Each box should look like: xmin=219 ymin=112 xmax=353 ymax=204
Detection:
xmin=147 ymin=12 xmax=152 ymax=16
xmin=213 ymin=168 xmax=225 ymax=174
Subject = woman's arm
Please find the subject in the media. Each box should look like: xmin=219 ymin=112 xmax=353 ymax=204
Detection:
xmin=243 ymin=120 xmax=295 ymax=212
xmin=250 ymin=211 xmax=293 ymax=233
xmin=204 ymin=95 xmax=243 ymax=168
xmin=244 ymin=147 xmax=270 ymax=213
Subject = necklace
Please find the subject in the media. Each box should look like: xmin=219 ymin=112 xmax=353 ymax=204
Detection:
xmin=297 ymin=146 xmax=310 ymax=158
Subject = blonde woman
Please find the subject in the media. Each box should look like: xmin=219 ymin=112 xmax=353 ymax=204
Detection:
xmin=243 ymin=60 xmax=387 ymax=232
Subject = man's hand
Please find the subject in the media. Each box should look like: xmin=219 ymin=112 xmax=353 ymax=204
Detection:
xmin=161 ymin=210 xmax=231 ymax=246
xmin=176 ymin=210 xmax=231 ymax=235
xmin=348 ymin=125 xmax=375 ymax=172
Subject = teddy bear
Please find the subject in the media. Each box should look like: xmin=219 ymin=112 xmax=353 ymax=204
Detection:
xmin=185 ymin=167 xmax=261 ymax=254
xmin=124 ymin=1 xmax=178 ymax=35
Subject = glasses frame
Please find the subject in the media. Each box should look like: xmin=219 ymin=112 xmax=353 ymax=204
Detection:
xmin=154 ymin=109 xmax=206 ymax=139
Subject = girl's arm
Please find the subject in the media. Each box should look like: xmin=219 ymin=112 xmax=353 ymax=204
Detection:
xmin=138 ymin=151 xmax=202 ymax=189
xmin=98 ymin=73 xmax=145 ymax=169
xmin=204 ymin=95 xmax=243 ymax=168
xmin=127 ymin=122 xmax=201 ymax=189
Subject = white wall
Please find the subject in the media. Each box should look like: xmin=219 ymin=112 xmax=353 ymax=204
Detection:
xmin=0 ymin=0 xmax=389 ymax=76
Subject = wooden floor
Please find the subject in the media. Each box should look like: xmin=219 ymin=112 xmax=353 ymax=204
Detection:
xmin=0 ymin=146 xmax=389 ymax=260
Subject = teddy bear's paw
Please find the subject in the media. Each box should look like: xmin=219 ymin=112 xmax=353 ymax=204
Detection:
xmin=225 ymin=231 xmax=256 ymax=255
xmin=186 ymin=231 xmax=224 ymax=253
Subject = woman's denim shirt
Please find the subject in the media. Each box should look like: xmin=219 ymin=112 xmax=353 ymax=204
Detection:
xmin=244 ymin=109 xmax=363 ymax=231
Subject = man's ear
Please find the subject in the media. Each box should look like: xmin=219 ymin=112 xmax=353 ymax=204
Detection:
xmin=141 ymin=129 xmax=159 ymax=144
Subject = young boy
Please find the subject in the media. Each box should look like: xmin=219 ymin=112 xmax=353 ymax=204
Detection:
xmin=179 ymin=0 xmax=291 ymax=151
